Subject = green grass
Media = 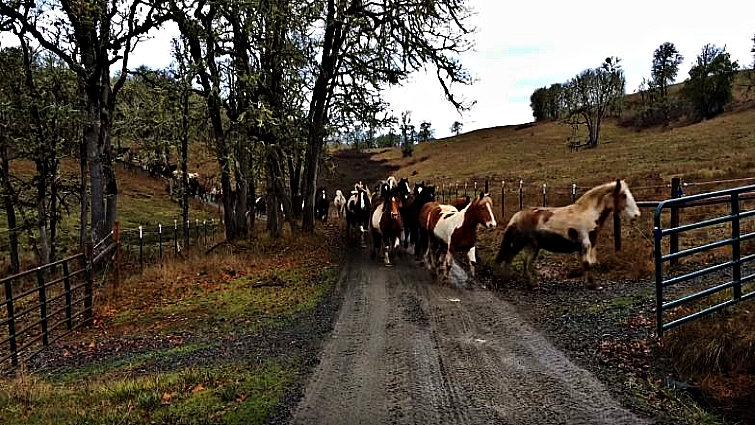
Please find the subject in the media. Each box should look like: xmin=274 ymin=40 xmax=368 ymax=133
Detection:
xmin=54 ymin=342 xmax=213 ymax=384
xmin=109 ymin=264 xmax=338 ymax=336
xmin=0 ymin=363 xmax=294 ymax=425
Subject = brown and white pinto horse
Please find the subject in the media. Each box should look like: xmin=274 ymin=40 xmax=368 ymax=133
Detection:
xmin=420 ymin=193 xmax=497 ymax=282
xmin=370 ymin=186 xmax=404 ymax=266
xmin=495 ymin=179 xmax=640 ymax=289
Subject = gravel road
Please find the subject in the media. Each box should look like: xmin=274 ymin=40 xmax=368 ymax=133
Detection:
xmin=290 ymin=250 xmax=650 ymax=425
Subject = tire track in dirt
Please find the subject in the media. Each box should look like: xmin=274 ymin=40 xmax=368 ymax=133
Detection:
xmin=290 ymin=251 xmax=650 ymax=425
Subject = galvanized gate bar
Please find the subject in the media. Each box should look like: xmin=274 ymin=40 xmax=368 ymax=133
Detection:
xmin=653 ymin=183 xmax=755 ymax=336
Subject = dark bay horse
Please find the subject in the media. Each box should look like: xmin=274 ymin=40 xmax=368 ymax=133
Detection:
xmin=370 ymin=186 xmax=404 ymax=266
xmin=420 ymin=193 xmax=497 ymax=282
xmin=403 ymin=182 xmax=436 ymax=260
xmin=346 ymin=186 xmax=371 ymax=240
xmin=495 ymin=179 xmax=640 ymax=289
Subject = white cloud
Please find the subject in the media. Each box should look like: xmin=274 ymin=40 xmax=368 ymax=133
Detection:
xmin=384 ymin=0 xmax=755 ymax=137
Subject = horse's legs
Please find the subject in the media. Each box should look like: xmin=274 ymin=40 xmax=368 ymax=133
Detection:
xmin=467 ymin=246 xmax=477 ymax=278
xmin=522 ymin=247 xmax=540 ymax=288
xmin=580 ymin=242 xmax=602 ymax=290
xmin=382 ymin=234 xmax=392 ymax=266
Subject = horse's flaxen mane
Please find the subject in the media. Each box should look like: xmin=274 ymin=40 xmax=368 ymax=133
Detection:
xmin=574 ymin=180 xmax=624 ymax=211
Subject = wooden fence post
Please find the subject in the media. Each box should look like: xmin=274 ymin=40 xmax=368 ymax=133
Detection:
xmin=519 ymin=180 xmax=523 ymax=210
xmin=501 ymin=181 xmax=505 ymax=220
xmin=670 ymin=177 xmax=682 ymax=266
xmin=464 ymin=182 xmax=468 ymax=197
xmin=158 ymin=223 xmax=163 ymax=259
xmin=572 ymin=183 xmax=577 ymax=203
xmin=614 ymin=213 xmax=622 ymax=251
xmin=474 ymin=181 xmax=477 ymax=197
xmin=204 ymin=220 xmax=207 ymax=247
xmin=542 ymin=183 xmax=547 ymax=207
xmin=174 ymin=220 xmax=178 ymax=257
xmin=138 ymin=226 xmax=144 ymax=267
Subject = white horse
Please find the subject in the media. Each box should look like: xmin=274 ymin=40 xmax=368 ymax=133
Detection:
xmin=333 ymin=190 xmax=347 ymax=218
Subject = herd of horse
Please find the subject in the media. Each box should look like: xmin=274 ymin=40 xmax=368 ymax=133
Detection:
xmin=323 ymin=177 xmax=641 ymax=289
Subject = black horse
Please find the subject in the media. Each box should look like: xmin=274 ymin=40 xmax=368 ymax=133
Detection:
xmin=315 ymin=187 xmax=330 ymax=222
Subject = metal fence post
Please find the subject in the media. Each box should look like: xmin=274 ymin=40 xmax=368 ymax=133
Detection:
xmin=542 ymin=183 xmax=547 ymax=207
xmin=670 ymin=177 xmax=682 ymax=266
xmin=474 ymin=181 xmax=477 ymax=197
xmin=62 ymin=259 xmax=72 ymax=330
xmin=158 ymin=224 xmax=163 ymax=259
xmin=36 ymin=268 xmax=49 ymax=345
xmin=732 ymin=192 xmax=741 ymax=301
xmin=83 ymin=241 xmax=93 ymax=324
xmin=3 ymin=277 xmax=18 ymax=368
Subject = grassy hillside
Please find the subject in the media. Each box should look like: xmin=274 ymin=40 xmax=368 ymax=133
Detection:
xmin=0 ymin=159 xmax=221 ymax=268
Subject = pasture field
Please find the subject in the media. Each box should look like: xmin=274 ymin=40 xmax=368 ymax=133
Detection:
xmin=321 ymin=98 xmax=755 ymax=424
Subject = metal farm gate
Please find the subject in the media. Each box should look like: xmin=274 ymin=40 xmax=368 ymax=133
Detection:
xmin=653 ymin=184 xmax=755 ymax=336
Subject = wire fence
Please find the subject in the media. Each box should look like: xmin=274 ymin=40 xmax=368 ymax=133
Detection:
xmin=119 ymin=219 xmax=222 ymax=268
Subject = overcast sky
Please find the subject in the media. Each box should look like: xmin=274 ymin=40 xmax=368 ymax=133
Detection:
xmin=3 ymin=1 xmax=754 ymax=138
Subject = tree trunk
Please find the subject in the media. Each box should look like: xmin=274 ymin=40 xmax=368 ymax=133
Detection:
xmin=181 ymin=87 xmax=190 ymax=250
xmin=265 ymin=168 xmax=281 ymax=237
xmin=79 ymin=130 xmax=89 ymax=250
xmin=234 ymin=142 xmax=250 ymax=237
xmin=0 ymin=144 xmax=20 ymax=274
xmin=302 ymin=118 xmax=326 ymax=232
xmin=35 ymin=159 xmax=49 ymax=265
xmin=49 ymin=161 xmax=58 ymax=263
xmin=247 ymin=149 xmax=256 ymax=230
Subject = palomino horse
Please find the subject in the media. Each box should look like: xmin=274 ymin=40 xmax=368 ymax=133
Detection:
xmin=420 ymin=193 xmax=497 ymax=282
xmin=370 ymin=186 xmax=404 ymax=266
xmin=346 ymin=186 xmax=371 ymax=240
xmin=333 ymin=190 xmax=347 ymax=219
xmin=495 ymin=179 xmax=640 ymax=289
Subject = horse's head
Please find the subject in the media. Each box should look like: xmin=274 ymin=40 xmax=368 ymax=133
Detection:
xmin=469 ymin=193 xmax=497 ymax=229
xmin=612 ymin=179 xmax=640 ymax=221
xmin=384 ymin=188 xmax=403 ymax=225
xmin=335 ymin=189 xmax=342 ymax=197
xmin=421 ymin=185 xmax=436 ymax=203
xmin=413 ymin=181 xmax=425 ymax=196
xmin=378 ymin=182 xmax=391 ymax=199
xmin=397 ymin=178 xmax=412 ymax=202
xmin=356 ymin=187 xmax=370 ymax=212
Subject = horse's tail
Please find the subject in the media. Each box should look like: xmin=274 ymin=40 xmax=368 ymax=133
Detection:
xmin=495 ymin=222 xmax=517 ymax=264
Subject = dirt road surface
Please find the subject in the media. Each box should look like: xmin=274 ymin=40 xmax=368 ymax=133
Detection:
xmin=290 ymin=250 xmax=649 ymax=425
